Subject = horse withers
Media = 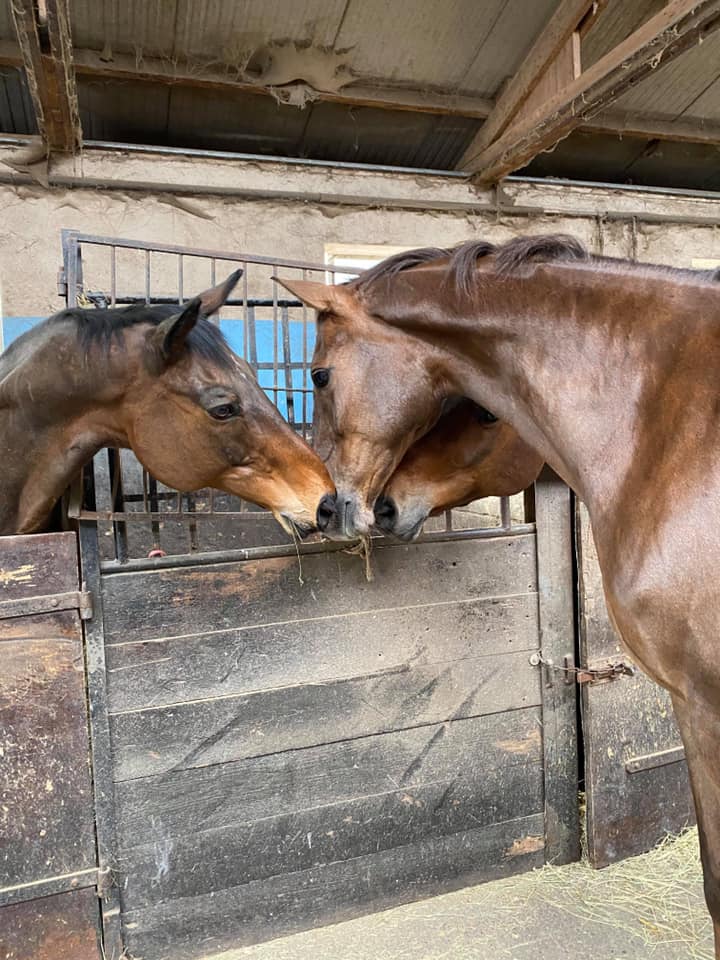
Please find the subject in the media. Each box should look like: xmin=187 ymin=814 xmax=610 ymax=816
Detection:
xmin=0 ymin=271 xmax=333 ymax=537
xmin=277 ymin=237 xmax=720 ymax=954
xmin=375 ymin=398 xmax=543 ymax=540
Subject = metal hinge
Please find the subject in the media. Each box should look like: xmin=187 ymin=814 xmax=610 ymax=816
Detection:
xmin=0 ymin=588 xmax=93 ymax=621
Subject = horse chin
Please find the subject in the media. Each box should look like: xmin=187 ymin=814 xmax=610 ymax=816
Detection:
xmin=275 ymin=511 xmax=316 ymax=539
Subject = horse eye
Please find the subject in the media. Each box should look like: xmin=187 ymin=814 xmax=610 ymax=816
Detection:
xmin=209 ymin=402 xmax=238 ymax=421
xmin=312 ymin=368 xmax=331 ymax=388
xmin=477 ymin=407 xmax=498 ymax=424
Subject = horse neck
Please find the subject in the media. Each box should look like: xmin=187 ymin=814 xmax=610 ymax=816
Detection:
xmin=396 ymin=265 xmax=714 ymax=517
xmin=0 ymin=325 xmax=132 ymax=533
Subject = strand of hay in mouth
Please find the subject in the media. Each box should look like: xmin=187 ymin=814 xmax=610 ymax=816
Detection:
xmin=343 ymin=536 xmax=374 ymax=581
xmin=477 ymin=827 xmax=711 ymax=958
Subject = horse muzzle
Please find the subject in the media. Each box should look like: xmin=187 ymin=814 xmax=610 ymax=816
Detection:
xmin=374 ymin=493 xmax=427 ymax=541
xmin=316 ymin=491 xmax=374 ymax=540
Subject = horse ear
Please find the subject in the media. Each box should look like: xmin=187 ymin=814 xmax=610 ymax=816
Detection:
xmin=196 ymin=269 xmax=243 ymax=316
xmin=154 ymin=296 xmax=203 ymax=364
xmin=273 ymin=277 xmax=339 ymax=312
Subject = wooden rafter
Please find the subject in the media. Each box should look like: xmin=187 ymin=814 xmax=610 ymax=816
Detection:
xmin=10 ymin=0 xmax=81 ymax=154
xmin=458 ymin=0 xmax=597 ymax=170
xmin=460 ymin=0 xmax=720 ymax=184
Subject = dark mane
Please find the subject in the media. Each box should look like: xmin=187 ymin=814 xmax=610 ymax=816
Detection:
xmin=46 ymin=302 xmax=236 ymax=370
xmin=353 ymin=233 xmax=590 ymax=297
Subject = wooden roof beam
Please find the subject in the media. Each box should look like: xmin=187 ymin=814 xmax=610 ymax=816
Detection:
xmin=457 ymin=0 xmax=599 ymax=169
xmin=10 ymin=0 xmax=81 ymax=154
xmin=460 ymin=0 xmax=720 ymax=184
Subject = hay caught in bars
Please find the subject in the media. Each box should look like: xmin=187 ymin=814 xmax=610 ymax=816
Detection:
xmin=480 ymin=826 xmax=712 ymax=958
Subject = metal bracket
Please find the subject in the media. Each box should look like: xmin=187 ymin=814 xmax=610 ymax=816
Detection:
xmin=96 ymin=865 xmax=114 ymax=898
xmin=0 ymin=588 xmax=93 ymax=621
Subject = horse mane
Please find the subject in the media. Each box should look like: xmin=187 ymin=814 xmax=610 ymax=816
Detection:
xmin=353 ymin=234 xmax=590 ymax=297
xmin=44 ymin=302 xmax=236 ymax=369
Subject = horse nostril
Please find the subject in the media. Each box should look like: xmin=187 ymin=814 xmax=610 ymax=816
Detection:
xmin=374 ymin=495 xmax=397 ymax=529
xmin=316 ymin=493 xmax=336 ymax=531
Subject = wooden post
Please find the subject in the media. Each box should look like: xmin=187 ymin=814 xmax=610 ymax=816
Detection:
xmin=534 ymin=466 xmax=580 ymax=864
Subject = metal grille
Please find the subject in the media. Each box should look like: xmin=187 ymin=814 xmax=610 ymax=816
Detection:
xmin=61 ymin=230 xmax=533 ymax=564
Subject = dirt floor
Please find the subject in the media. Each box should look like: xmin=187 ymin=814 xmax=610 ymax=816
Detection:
xmin=208 ymin=829 xmax=713 ymax=960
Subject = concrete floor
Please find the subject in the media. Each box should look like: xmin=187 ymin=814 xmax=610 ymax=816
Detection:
xmin=209 ymin=830 xmax=714 ymax=960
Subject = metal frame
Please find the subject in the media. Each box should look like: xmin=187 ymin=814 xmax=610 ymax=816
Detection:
xmin=61 ymin=229 xmax=533 ymax=564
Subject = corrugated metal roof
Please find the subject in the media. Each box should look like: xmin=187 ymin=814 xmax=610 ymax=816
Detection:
xmin=581 ymin=0 xmax=667 ymax=68
xmin=69 ymin=0 xmax=179 ymax=58
xmin=0 ymin=67 xmax=37 ymax=135
xmin=0 ymin=0 xmax=14 ymax=41
xmin=611 ymin=28 xmax=720 ymax=118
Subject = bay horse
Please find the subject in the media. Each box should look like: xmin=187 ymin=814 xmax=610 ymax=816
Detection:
xmin=375 ymin=398 xmax=543 ymax=539
xmin=0 ymin=271 xmax=333 ymax=537
xmin=278 ymin=236 xmax=720 ymax=953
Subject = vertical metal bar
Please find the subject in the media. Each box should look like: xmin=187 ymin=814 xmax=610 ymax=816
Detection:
xmin=248 ymin=305 xmax=258 ymax=369
xmin=280 ymin=304 xmax=295 ymax=427
xmin=178 ymin=254 xmax=184 ymax=304
xmin=110 ymin=246 xmax=117 ymax=308
xmin=242 ymin=264 xmax=249 ymax=360
xmin=210 ymin=258 xmax=217 ymax=288
xmin=144 ymin=249 xmax=151 ymax=304
xmin=444 ymin=509 xmax=453 ymax=532
xmin=272 ymin=275 xmax=279 ymax=405
xmin=92 ymin=450 xmax=115 ymax=558
xmin=77 ymin=519 xmax=125 ymax=960
xmin=186 ymin=493 xmax=199 ymax=552
xmin=108 ymin=449 xmax=128 ymax=564
xmin=500 ymin=496 xmax=511 ymax=530
xmin=301 ymin=268 xmax=309 ymax=441
xmin=148 ymin=475 xmax=161 ymax=550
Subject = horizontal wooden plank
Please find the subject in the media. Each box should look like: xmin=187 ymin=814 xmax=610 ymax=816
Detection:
xmin=115 ymin=709 xmax=543 ymax=846
xmin=106 ymin=591 xmax=539 ymax=713
xmin=101 ymin=534 xmax=537 ymax=645
xmin=0 ymin=636 xmax=96 ymax=890
xmin=120 ymin=763 xmax=544 ymax=911
xmin=122 ymin=812 xmax=545 ymax=959
xmin=111 ymin=647 xmax=541 ymax=780
xmin=0 ymin=887 xmax=100 ymax=960
xmin=0 ymin=533 xmax=78 ymax=602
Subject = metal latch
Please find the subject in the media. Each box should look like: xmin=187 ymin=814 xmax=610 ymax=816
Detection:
xmin=575 ymin=660 xmax=635 ymax=685
xmin=0 ymin=588 xmax=93 ymax=621
xmin=530 ymin=651 xmax=634 ymax=686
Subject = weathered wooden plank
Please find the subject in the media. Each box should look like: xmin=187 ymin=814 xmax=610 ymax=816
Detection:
xmin=0 ymin=634 xmax=96 ymax=890
xmin=122 ymin=812 xmax=545 ymax=959
xmin=119 ymin=771 xmax=543 ymax=911
xmin=0 ymin=888 xmax=100 ymax=960
xmin=106 ymin=591 xmax=539 ymax=713
xmin=101 ymin=534 xmax=538 ymax=644
xmin=534 ymin=469 xmax=580 ymax=865
xmin=0 ymin=532 xmax=78 ymax=602
xmin=576 ymin=503 xmax=693 ymax=866
xmin=111 ymin=647 xmax=541 ymax=780
xmin=115 ymin=709 xmax=542 ymax=846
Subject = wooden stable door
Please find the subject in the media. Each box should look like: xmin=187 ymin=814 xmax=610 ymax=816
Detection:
xmin=0 ymin=534 xmax=101 ymax=960
xmin=575 ymin=504 xmax=695 ymax=867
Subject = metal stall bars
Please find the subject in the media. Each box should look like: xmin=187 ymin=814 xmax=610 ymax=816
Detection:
xmin=60 ymin=230 xmax=533 ymax=565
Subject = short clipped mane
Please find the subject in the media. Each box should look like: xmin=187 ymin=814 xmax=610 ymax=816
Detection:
xmin=47 ymin=302 xmax=236 ymax=370
xmin=353 ymin=233 xmax=591 ymax=296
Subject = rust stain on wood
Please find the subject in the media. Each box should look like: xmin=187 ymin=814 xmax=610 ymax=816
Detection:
xmin=505 ymin=834 xmax=545 ymax=857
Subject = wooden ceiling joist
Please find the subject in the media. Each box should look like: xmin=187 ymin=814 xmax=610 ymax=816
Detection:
xmin=10 ymin=0 xmax=81 ymax=154
xmin=459 ymin=0 xmax=720 ymax=184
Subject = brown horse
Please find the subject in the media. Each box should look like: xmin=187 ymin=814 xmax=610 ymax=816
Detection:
xmin=375 ymin=398 xmax=543 ymax=539
xmin=0 ymin=272 xmax=333 ymax=537
xmin=278 ymin=236 xmax=720 ymax=953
